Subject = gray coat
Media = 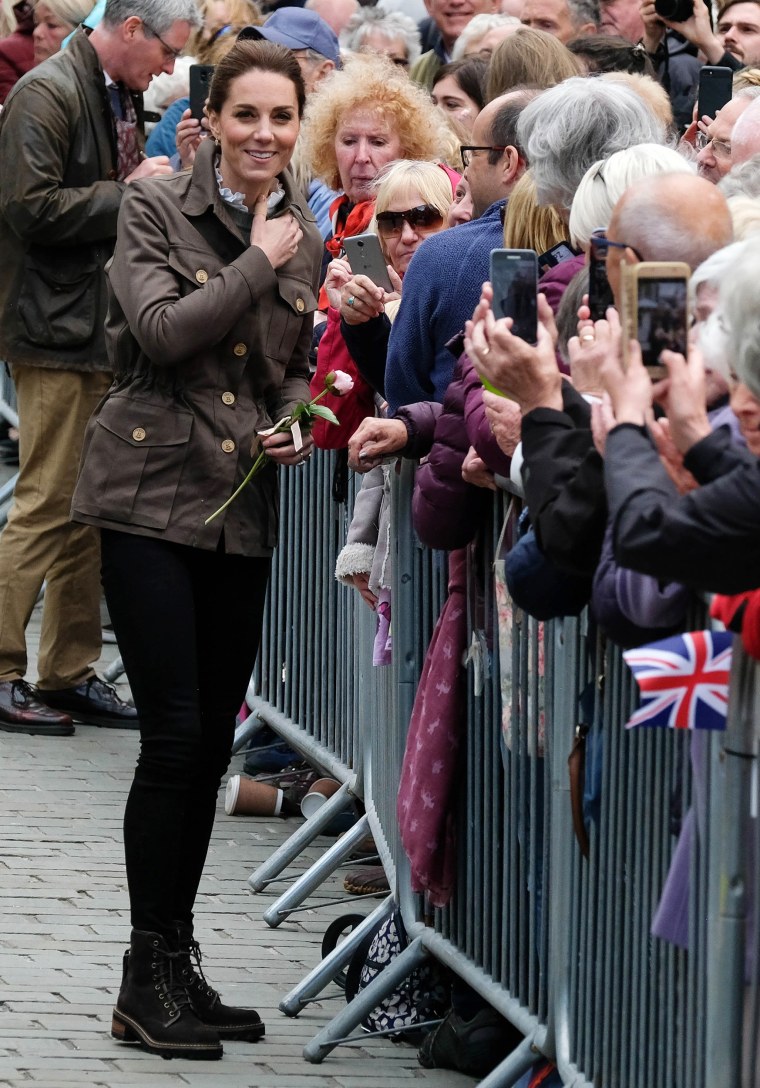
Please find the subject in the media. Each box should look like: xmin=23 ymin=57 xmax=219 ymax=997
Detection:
xmin=71 ymin=137 xmax=323 ymax=557
xmin=0 ymin=29 xmax=139 ymax=371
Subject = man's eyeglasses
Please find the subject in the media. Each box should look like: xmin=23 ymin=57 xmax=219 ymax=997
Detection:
xmin=696 ymin=131 xmax=731 ymax=157
xmin=375 ymin=204 xmax=444 ymax=236
xmin=460 ymin=145 xmax=507 ymax=170
xmin=142 ymin=20 xmax=183 ymax=60
xmin=590 ymin=227 xmax=645 ymax=263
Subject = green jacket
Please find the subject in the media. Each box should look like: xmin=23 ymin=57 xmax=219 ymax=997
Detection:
xmin=71 ymin=137 xmax=323 ymax=557
xmin=0 ymin=29 xmax=142 ymax=371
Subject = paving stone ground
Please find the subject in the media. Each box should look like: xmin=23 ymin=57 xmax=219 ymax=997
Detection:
xmin=0 ymin=599 xmax=472 ymax=1088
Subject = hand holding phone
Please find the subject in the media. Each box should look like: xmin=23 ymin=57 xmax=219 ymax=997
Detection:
xmin=621 ymin=261 xmax=690 ymax=378
xmin=343 ymin=233 xmax=394 ymax=294
xmin=490 ymin=248 xmax=538 ymax=344
xmin=189 ymin=64 xmax=215 ymax=122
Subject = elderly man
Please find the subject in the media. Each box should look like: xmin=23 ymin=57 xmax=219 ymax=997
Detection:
xmin=521 ymin=0 xmax=599 ymax=40
xmin=696 ymin=86 xmax=760 ymax=183
xmin=468 ymin=174 xmax=733 ymax=576
xmin=382 ymin=89 xmax=532 ymax=412
xmin=0 ymin=0 xmax=200 ymax=737
xmin=411 ymin=0 xmax=499 ymax=88
xmin=727 ymin=94 xmax=760 ymax=163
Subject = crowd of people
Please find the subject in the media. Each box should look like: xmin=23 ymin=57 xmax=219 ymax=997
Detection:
xmin=1 ymin=0 xmax=760 ymax=1074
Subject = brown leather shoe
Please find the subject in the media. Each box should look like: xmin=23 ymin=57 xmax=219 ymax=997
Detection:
xmin=0 ymin=680 xmax=75 ymax=736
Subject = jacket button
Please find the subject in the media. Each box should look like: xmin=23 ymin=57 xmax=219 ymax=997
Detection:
xmin=195 ymin=269 xmax=208 ymax=284
xmin=221 ymin=391 xmax=236 ymax=405
xmin=221 ymin=439 xmax=235 ymax=453
xmin=233 ymin=342 xmax=247 ymax=356
xmin=132 ymin=427 xmax=146 ymax=442
xmin=295 ymin=297 xmax=305 ymax=313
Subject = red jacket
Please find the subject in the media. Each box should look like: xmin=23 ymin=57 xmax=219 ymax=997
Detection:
xmin=0 ymin=2 xmax=34 ymax=104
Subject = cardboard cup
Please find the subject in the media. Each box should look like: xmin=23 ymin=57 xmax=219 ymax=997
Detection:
xmin=225 ymin=775 xmax=283 ymax=816
xmin=300 ymin=777 xmax=341 ymax=818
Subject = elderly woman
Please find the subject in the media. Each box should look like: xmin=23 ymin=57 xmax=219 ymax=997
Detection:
xmin=517 ymin=77 xmax=666 ymax=210
xmin=32 ymin=0 xmax=95 ymax=63
xmin=302 ymin=53 xmax=452 ymax=443
xmin=339 ymin=5 xmax=421 ymax=69
xmin=71 ymin=40 xmax=322 ymax=1060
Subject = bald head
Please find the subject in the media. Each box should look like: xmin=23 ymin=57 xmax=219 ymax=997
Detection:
xmin=607 ymin=174 xmax=733 ymax=303
xmin=731 ymin=97 xmax=760 ymax=165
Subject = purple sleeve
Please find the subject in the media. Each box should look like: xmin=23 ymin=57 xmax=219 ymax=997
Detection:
xmin=460 ymin=353 xmax=513 ymax=477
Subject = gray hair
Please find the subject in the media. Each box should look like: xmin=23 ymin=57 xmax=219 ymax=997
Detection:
xmin=103 ymin=0 xmax=202 ymax=33
xmin=729 ymin=97 xmax=760 ymax=166
xmin=720 ymin=238 xmax=760 ymax=398
xmin=451 ymin=13 xmax=520 ymax=60
xmin=339 ymin=7 xmax=421 ymax=65
xmin=567 ymin=0 xmax=601 ymax=27
xmin=517 ymin=77 xmax=665 ymax=209
xmin=718 ymin=151 xmax=760 ymax=198
xmin=569 ymin=143 xmax=694 ymax=249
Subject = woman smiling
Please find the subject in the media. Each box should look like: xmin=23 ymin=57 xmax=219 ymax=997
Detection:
xmin=71 ymin=39 xmax=322 ymax=1062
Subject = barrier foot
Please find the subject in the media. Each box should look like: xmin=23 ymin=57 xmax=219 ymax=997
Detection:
xmin=263 ymin=814 xmax=370 ymax=927
xmin=231 ymin=710 xmax=266 ymax=755
xmin=303 ymin=937 xmax=428 ymax=1063
xmin=477 ymin=1036 xmax=541 ymax=1088
xmin=279 ymin=895 xmax=394 ymax=1017
xmin=248 ymin=780 xmax=354 ymax=897
xmin=103 ymin=656 xmax=124 ymax=683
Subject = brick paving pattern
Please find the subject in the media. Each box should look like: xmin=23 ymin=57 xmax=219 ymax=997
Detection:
xmin=0 ymin=604 xmax=471 ymax=1088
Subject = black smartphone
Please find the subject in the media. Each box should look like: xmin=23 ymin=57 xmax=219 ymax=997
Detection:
xmin=588 ymin=230 xmax=615 ymax=321
xmin=490 ymin=248 xmax=538 ymax=344
xmin=537 ymin=240 xmax=576 ymax=275
xmin=698 ymin=65 xmax=733 ymax=121
xmin=189 ymin=64 xmax=215 ymax=122
xmin=343 ymin=232 xmax=394 ymax=293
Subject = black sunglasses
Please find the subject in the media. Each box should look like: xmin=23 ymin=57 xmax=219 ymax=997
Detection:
xmin=590 ymin=227 xmax=645 ymax=263
xmin=375 ymin=204 xmax=444 ymax=236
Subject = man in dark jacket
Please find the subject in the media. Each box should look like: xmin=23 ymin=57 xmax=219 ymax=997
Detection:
xmin=0 ymin=0 xmax=200 ymax=736
xmin=469 ymin=173 xmax=733 ymax=577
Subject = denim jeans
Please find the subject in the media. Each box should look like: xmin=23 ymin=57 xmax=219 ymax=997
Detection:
xmin=100 ymin=529 xmax=270 ymax=936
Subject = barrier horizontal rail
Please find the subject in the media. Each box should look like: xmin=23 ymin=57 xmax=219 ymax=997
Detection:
xmin=244 ymin=450 xmax=746 ymax=1087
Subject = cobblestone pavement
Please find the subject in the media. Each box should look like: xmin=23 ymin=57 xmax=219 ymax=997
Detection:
xmin=0 ymin=605 xmax=473 ymax=1088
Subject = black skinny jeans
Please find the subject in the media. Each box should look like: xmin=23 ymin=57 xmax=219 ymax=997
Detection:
xmin=100 ymin=529 xmax=270 ymax=938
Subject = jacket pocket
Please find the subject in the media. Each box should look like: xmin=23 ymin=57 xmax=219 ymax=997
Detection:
xmin=18 ymin=251 xmax=100 ymax=349
xmin=77 ymin=394 xmax=193 ymax=531
xmin=264 ymin=276 xmax=317 ymax=364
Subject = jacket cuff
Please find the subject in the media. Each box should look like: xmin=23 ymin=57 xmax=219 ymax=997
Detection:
xmin=335 ymin=542 xmax=375 ymax=584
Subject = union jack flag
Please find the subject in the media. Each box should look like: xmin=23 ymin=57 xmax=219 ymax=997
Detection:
xmin=623 ymin=630 xmax=733 ymax=731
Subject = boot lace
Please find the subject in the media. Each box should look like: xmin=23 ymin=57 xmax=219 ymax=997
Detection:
xmin=152 ymin=944 xmax=193 ymax=1015
xmin=183 ymin=938 xmax=221 ymax=1007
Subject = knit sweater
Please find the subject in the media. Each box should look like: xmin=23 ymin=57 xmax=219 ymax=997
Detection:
xmin=385 ymin=199 xmax=506 ymax=413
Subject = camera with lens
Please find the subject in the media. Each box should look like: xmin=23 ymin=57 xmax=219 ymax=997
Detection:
xmin=654 ymin=0 xmax=693 ymax=21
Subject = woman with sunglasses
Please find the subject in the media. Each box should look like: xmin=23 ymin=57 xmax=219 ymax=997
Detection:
xmin=312 ymin=158 xmax=458 ymax=434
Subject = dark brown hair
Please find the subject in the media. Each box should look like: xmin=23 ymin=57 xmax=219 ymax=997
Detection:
xmin=207 ymin=39 xmax=306 ymax=118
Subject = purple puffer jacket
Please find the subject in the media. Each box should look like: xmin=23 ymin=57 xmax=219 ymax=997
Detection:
xmin=411 ymin=351 xmax=513 ymax=550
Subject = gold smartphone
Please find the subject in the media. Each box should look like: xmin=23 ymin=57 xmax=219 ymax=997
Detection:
xmin=621 ymin=261 xmax=690 ymax=378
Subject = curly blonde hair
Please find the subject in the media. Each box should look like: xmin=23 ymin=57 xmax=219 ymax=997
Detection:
xmin=302 ymin=54 xmax=453 ymax=192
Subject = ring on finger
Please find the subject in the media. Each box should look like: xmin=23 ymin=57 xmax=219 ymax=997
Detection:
xmin=581 ymin=332 xmax=595 ymax=343
xmin=481 ymin=346 xmax=490 ymax=357
xmin=347 ymin=295 xmax=356 ymax=307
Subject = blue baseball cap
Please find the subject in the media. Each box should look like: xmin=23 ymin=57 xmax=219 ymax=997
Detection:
xmin=238 ymin=9 xmax=341 ymax=67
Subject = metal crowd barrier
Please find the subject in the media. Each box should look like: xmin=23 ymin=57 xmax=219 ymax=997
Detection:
xmin=244 ymin=449 xmax=749 ymax=1087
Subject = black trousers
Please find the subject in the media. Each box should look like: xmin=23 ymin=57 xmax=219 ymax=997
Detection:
xmin=100 ymin=529 xmax=270 ymax=937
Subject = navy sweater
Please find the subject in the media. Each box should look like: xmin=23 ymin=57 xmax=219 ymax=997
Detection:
xmin=384 ymin=200 xmax=506 ymax=413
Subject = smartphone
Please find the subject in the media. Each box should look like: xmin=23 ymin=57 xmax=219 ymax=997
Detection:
xmin=537 ymin=240 xmax=576 ymax=275
xmin=588 ymin=229 xmax=615 ymax=321
xmin=698 ymin=65 xmax=733 ymax=121
xmin=189 ymin=64 xmax=215 ymax=122
xmin=621 ymin=261 xmax=690 ymax=378
xmin=490 ymin=248 xmax=538 ymax=344
xmin=343 ymin=232 xmax=394 ymax=293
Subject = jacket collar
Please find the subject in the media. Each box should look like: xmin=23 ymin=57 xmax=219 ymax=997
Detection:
xmin=182 ymin=136 xmax=315 ymax=225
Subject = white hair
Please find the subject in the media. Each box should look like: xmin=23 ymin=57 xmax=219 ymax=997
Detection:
xmin=339 ymin=6 xmax=421 ymax=64
xmin=719 ymin=152 xmax=760 ymax=198
xmin=451 ymin=13 xmax=520 ymax=59
xmin=730 ymin=97 xmax=760 ymax=166
xmin=517 ymin=78 xmax=666 ymax=210
xmin=719 ymin=239 xmax=760 ymax=398
xmin=569 ymin=144 xmax=694 ymax=250
xmin=691 ymin=241 xmax=748 ymax=381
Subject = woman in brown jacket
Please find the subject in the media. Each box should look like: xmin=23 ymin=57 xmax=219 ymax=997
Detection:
xmin=71 ymin=40 xmax=322 ymax=1062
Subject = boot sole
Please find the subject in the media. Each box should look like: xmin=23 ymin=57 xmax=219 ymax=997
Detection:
xmin=216 ymin=1022 xmax=266 ymax=1042
xmin=111 ymin=1009 xmax=223 ymax=1060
